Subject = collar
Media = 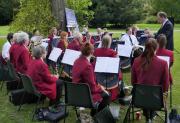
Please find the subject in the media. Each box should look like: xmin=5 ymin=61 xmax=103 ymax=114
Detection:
xmin=163 ymin=19 xmax=168 ymax=26
xmin=86 ymin=55 xmax=91 ymax=62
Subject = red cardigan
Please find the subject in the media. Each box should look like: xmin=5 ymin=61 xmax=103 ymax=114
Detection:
xmin=83 ymin=36 xmax=95 ymax=45
xmin=67 ymin=39 xmax=81 ymax=51
xmin=9 ymin=44 xmax=31 ymax=73
xmin=26 ymin=59 xmax=57 ymax=100
xmin=72 ymin=56 xmax=103 ymax=103
xmin=156 ymin=48 xmax=174 ymax=84
xmin=131 ymin=55 xmax=169 ymax=92
xmin=94 ymin=48 xmax=117 ymax=57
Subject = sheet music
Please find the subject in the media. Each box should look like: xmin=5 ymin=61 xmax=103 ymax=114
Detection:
xmin=157 ymin=56 xmax=170 ymax=69
xmin=41 ymin=42 xmax=48 ymax=49
xmin=61 ymin=49 xmax=81 ymax=66
xmin=41 ymin=38 xmax=50 ymax=42
xmin=117 ymin=44 xmax=133 ymax=57
xmin=95 ymin=57 xmax=120 ymax=73
xmin=48 ymin=47 xmax=62 ymax=62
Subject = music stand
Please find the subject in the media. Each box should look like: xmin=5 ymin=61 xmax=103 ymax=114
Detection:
xmin=94 ymin=57 xmax=120 ymax=90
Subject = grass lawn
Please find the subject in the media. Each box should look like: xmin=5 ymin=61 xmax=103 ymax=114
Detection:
xmin=0 ymin=24 xmax=180 ymax=123
xmin=0 ymin=26 xmax=10 ymax=36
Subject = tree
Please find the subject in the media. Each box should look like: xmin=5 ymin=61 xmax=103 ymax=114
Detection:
xmin=10 ymin=0 xmax=58 ymax=35
xmin=0 ymin=0 xmax=19 ymax=25
xmin=66 ymin=0 xmax=94 ymax=26
xmin=152 ymin=0 xmax=180 ymax=22
xmin=91 ymin=0 xmax=144 ymax=27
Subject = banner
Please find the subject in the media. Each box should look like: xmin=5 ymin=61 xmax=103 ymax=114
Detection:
xmin=65 ymin=8 xmax=79 ymax=32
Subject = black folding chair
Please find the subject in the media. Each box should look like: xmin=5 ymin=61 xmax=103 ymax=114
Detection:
xmin=124 ymin=84 xmax=167 ymax=123
xmin=18 ymin=73 xmax=43 ymax=121
xmin=64 ymin=82 xmax=98 ymax=123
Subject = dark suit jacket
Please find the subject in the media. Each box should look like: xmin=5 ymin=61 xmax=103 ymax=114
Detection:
xmin=157 ymin=20 xmax=174 ymax=51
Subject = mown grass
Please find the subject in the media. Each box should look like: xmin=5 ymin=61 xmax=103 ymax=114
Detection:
xmin=0 ymin=24 xmax=180 ymax=123
xmin=0 ymin=26 xmax=10 ymax=36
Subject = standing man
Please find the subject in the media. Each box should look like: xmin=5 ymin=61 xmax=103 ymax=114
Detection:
xmin=156 ymin=11 xmax=174 ymax=51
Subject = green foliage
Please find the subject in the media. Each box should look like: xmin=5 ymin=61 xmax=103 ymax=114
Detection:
xmin=0 ymin=0 xmax=19 ymax=25
xmin=91 ymin=0 xmax=144 ymax=27
xmin=66 ymin=0 xmax=94 ymax=26
xmin=10 ymin=0 xmax=58 ymax=35
xmin=151 ymin=0 xmax=180 ymax=22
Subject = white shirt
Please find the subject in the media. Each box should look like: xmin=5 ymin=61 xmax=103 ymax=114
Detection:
xmin=162 ymin=19 xmax=168 ymax=27
xmin=119 ymin=34 xmax=139 ymax=46
xmin=2 ymin=41 xmax=11 ymax=59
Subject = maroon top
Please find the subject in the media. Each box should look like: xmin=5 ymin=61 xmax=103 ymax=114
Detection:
xmin=26 ymin=59 xmax=57 ymax=100
xmin=72 ymin=56 xmax=103 ymax=103
xmin=67 ymin=39 xmax=81 ymax=51
xmin=156 ymin=48 xmax=174 ymax=83
xmin=9 ymin=43 xmax=31 ymax=73
xmin=131 ymin=55 xmax=169 ymax=92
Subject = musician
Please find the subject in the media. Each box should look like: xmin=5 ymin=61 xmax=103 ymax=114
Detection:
xmin=131 ymin=38 xmax=169 ymax=121
xmin=67 ymin=32 xmax=83 ymax=51
xmin=2 ymin=33 xmax=14 ymax=61
xmin=94 ymin=35 xmax=122 ymax=100
xmin=57 ymin=31 xmax=68 ymax=51
xmin=46 ymin=27 xmax=58 ymax=65
xmin=119 ymin=27 xmax=139 ymax=47
xmin=156 ymin=34 xmax=174 ymax=84
xmin=83 ymin=32 xmax=95 ymax=45
xmin=9 ymin=32 xmax=31 ymax=74
xmin=72 ymin=43 xmax=110 ymax=116
xmin=26 ymin=46 xmax=63 ymax=105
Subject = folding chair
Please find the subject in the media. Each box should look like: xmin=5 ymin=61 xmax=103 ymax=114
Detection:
xmin=94 ymin=106 xmax=116 ymax=123
xmin=64 ymin=82 xmax=98 ymax=123
xmin=18 ymin=73 xmax=43 ymax=120
xmin=124 ymin=84 xmax=167 ymax=123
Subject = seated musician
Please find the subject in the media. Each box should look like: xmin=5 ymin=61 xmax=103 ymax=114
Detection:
xmin=72 ymin=43 xmax=110 ymax=116
xmin=67 ymin=32 xmax=84 ymax=51
xmin=57 ymin=31 xmax=68 ymax=51
xmin=9 ymin=32 xmax=31 ymax=74
xmin=156 ymin=34 xmax=174 ymax=84
xmin=119 ymin=27 xmax=139 ymax=47
xmin=94 ymin=34 xmax=122 ymax=100
xmin=26 ymin=46 xmax=63 ymax=105
xmin=83 ymin=32 xmax=95 ymax=45
xmin=1 ymin=33 xmax=14 ymax=61
xmin=131 ymin=38 xmax=169 ymax=121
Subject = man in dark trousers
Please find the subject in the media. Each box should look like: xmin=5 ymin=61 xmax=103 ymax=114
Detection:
xmin=156 ymin=11 xmax=174 ymax=51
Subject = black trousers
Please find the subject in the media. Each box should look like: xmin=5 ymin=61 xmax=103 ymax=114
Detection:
xmin=49 ymin=79 xmax=63 ymax=106
xmin=91 ymin=91 xmax=110 ymax=116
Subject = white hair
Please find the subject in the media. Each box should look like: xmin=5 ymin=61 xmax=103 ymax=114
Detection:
xmin=74 ymin=32 xmax=82 ymax=39
xmin=16 ymin=32 xmax=29 ymax=43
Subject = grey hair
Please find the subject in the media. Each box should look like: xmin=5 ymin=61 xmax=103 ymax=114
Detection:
xmin=16 ymin=32 xmax=29 ymax=44
xmin=32 ymin=46 xmax=46 ymax=59
xmin=74 ymin=32 xmax=82 ymax=39
xmin=102 ymin=35 xmax=112 ymax=48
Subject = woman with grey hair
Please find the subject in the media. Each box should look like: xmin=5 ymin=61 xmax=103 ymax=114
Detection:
xmin=26 ymin=46 xmax=63 ymax=105
xmin=9 ymin=31 xmax=31 ymax=73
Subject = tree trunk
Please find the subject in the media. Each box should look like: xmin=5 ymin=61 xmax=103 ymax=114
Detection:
xmin=50 ymin=0 xmax=66 ymax=31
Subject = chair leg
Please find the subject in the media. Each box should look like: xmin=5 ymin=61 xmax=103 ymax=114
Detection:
xmin=170 ymin=84 xmax=172 ymax=108
xmin=165 ymin=110 xmax=167 ymax=123
xmin=0 ymin=81 xmax=4 ymax=90
xmin=18 ymin=92 xmax=25 ymax=111
xmin=32 ymin=96 xmax=41 ymax=121
xmin=123 ymin=101 xmax=132 ymax=123
xmin=64 ymin=105 xmax=67 ymax=123
xmin=132 ymin=105 xmax=134 ymax=120
xmin=75 ymin=107 xmax=80 ymax=121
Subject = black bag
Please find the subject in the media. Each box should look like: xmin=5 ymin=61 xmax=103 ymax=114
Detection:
xmin=6 ymin=80 xmax=23 ymax=91
xmin=9 ymin=89 xmax=40 ymax=106
xmin=35 ymin=104 xmax=68 ymax=122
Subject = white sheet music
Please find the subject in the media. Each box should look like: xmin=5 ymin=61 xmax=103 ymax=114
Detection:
xmin=61 ymin=49 xmax=81 ymax=66
xmin=41 ymin=42 xmax=48 ymax=49
xmin=48 ymin=47 xmax=62 ymax=62
xmin=95 ymin=57 xmax=120 ymax=73
xmin=157 ymin=56 xmax=170 ymax=69
xmin=117 ymin=44 xmax=133 ymax=57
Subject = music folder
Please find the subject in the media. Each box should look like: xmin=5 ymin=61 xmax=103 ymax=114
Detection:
xmin=61 ymin=49 xmax=81 ymax=66
xmin=48 ymin=47 xmax=62 ymax=62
